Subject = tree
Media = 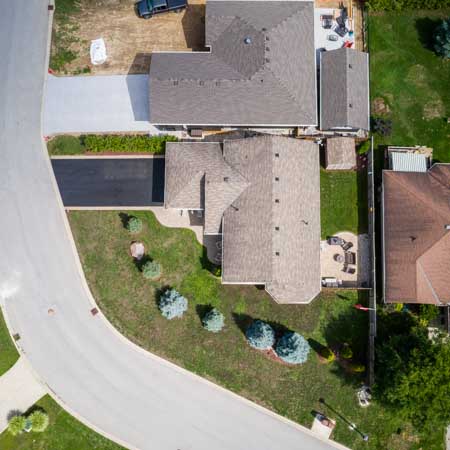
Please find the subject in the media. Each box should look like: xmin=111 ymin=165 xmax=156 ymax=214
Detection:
xmin=142 ymin=260 xmax=161 ymax=280
xmin=434 ymin=18 xmax=450 ymax=58
xmin=8 ymin=415 xmax=26 ymax=436
xmin=159 ymin=289 xmax=188 ymax=320
xmin=29 ymin=410 xmax=49 ymax=432
xmin=126 ymin=216 xmax=142 ymax=233
xmin=375 ymin=311 xmax=450 ymax=433
xmin=202 ymin=308 xmax=225 ymax=333
xmin=275 ymin=332 xmax=310 ymax=364
xmin=340 ymin=343 xmax=353 ymax=359
xmin=245 ymin=320 xmax=275 ymax=350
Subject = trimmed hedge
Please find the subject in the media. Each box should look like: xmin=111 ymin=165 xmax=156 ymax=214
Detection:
xmin=127 ymin=217 xmax=143 ymax=233
xmin=367 ymin=0 xmax=450 ymax=10
xmin=142 ymin=260 xmax=161 ymax=280
xmin=83 ymin=134 xmax=177 ymax=154
xmin=434 ymin=19 xmax=450 ymax=58
xmin=246 ymin=320 xmax=275 ymax=350
xmin=159 ymin=289 xmax=188 ymax=320
xmin=202 ymin=308 xmax=225 ymax=333
xmin=275 ymin=332 xmax=310 ymax=364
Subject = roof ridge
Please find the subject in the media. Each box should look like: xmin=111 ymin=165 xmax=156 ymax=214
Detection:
xmin=268 ymin=5 xmax=304 ymax=36
xmin=170 ymin=169 xmax=205 ymax=207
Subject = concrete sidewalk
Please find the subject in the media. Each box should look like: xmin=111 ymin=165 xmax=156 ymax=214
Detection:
xmin=0 ymin=357 xmax=46 ymax=432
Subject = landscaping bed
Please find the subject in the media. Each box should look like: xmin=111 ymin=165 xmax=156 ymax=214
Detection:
xmin=68 ymin=210 xmax=421 ymax=450
xmin=0 ymin=310 xmax=18 ymax=376
xmin=369 ymin=9 xmax=450 ymax=162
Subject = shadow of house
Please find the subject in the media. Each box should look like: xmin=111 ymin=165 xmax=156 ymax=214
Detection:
xmin=181 ymin=4 xmax=207 ymax=51
xmin=128 ymin=52 xmax=152 ymax=75
xmin=415 ymin=17 xmax=442 ymax=52
xmin=125 ymin=71 xmax=150 ymax=121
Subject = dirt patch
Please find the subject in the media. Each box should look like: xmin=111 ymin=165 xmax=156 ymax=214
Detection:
xmin=372 ymin=97 xmax=391 ymax=115
xmin=423 ymin=95 xmax=445 ymax=120
xmin=54 ymin=0 xmax=206 ymax=75
xmin=406 ymin=64 xmax=428 ymax=88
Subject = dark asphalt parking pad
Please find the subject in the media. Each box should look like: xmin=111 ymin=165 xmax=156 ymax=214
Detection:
xmin=52 ymin=158 xmax=165 ymax=207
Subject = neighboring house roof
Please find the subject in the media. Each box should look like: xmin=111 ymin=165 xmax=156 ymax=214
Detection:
xmin=325 ymin=137 xmax=356 ymax=170
xmin=164 ymin=135 xmax=321 ymax=304
xmin=320 ymin=48 xmax=369 ymax=131
xmin=149 ymin=1 xmax=317 ymax=126
xmin=164 ymin=142 xmax=248 ymax=234
xmin=390 ymin=152 xmax=428 ymax=173
xmin=383 ymin=165 xmax=450 ymax=304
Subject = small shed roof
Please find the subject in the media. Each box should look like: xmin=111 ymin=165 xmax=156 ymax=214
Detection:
xmin=390 ymin=152 xmax=427 ymax=173
xmin=325 ymin=137 xmax=356 ymax=169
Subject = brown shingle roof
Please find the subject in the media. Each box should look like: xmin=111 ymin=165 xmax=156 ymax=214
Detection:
xmin=325 ymin=137 xmax=356 ymax=170
xmin=383 ymin=165 xmax=450 ymax=304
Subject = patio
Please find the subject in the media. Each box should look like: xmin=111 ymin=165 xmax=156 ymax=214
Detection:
xmin=320 ymin=231 xmax=370 ymax=288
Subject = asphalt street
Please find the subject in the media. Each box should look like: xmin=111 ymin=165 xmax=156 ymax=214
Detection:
xmin=52 ymin=157 xmax=165 ymax=206
xmin=0 ymin=2 xmax=347 ymax=450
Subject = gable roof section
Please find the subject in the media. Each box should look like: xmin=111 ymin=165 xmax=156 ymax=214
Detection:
xmin=149 ymin=1 xmax=317 ymax=126
xmin=222 ymin=135 xmax=321 ymax=303
xmin=383 ymin=165 xmax=450 ymax=304
xmin=320 ymin=48 xmax=369 ymax=131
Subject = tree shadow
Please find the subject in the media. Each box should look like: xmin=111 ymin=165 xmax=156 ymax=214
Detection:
xmin=119 ymin=212 xmax=130 ymax=229
xmin=415 ymin=17 xmax=441 ymax=52
xmin=199 ymin=245 xmax=221 ymax=277
xmin=7 ymin=409 xmax=23 ymax=421
xmin=133 ymin=254 xmax=152 ymax=272
xmin=308 ymin=338 xmax=327 ymax=356
xmin=154 ymin=285 xmax=171 ymax=308
xmin=196 ymin=304 xmax=213 ymax=325
xmin=232 ymin=313 xmax=293 ymax=340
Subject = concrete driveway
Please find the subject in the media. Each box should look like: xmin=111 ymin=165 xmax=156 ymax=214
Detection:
xmin=43 ymin=74 xmax=159 ymax=134
xmin=0 ymin=2 xmax=348 ymax=450
xmin=52 ymin=156 xmax=165 ymax=207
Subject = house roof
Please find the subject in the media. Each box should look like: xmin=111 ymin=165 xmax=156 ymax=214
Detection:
xmin=320 ymin=48 xmax=369 ymax=131
xmin=149 ymin=1 xmax=317 ymax=126
xmin=221 ymin=135 xmax=321 ymax=304
xmin=383 ymin=165 xmax=450 ymax=304
xmin=325 ymin=137 xmax=356 ymax=169
xmin=164 ymin=142 xmax=248 ymax=234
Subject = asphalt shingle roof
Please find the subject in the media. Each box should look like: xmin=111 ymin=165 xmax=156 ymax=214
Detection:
xmin=149 ymin=1 xmax=317 ymax=126
xmin=320 ymin=48 xmax=369 ymax=131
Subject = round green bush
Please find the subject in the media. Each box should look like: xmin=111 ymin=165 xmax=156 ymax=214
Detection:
xmin=350 ymin=363 xmax=366 ymax=373
xmin=159 ymin=289 xmax=188 ymax=320
xmin=8 ymin=415 xmax=26 ymax=436
xmin=434 ymin=18 xmax=450 ymax=58
xmin=29 ymin=410 xmax=49 ymax=432
xmin=142 ymin=260 xmax=161 ymax=280
xmin=340 ymin=343 xmax=353 ymax=360
xmin=275 ymin=332 xmax=310 ymax=364
xmin=320 ymin=347 xmax=335 ymax=362
xmin=127 ymin=217 xmax=142 ymax=233
xmin=202 ymin=308 xmax=225 ymax=333
xmin=246 ymin=320 xmax=275 ymax=350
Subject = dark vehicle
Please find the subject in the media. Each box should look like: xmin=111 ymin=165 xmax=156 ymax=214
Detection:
xmin=136 ymin=0 xmax=187 ymax=19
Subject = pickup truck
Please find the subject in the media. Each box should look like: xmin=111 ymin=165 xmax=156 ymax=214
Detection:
xmin=136 ymin=0 xmax=187 ymax=19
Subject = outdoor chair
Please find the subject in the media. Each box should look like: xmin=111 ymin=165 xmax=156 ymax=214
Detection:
xmin=344 ymin=251 xmax=356 ymax=265
xmin=342 ymin=264 xmax=356 ymax=274
xmin=342 ymin=241 xmax=353 ymax=251
xmin=327 ymin=236 xmax=345 ymax=246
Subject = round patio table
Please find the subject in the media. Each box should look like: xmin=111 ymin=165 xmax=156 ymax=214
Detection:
xmin=334 ymin=254 xmax=344 ymax=263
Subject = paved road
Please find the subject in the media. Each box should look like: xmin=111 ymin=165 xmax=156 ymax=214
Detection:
xmin=52 ymin=157 xmax=165 ymax=207
xmin=44 ymin=74 xmax=159 ymax=134
xmin=0 ymin=2 xmax=348 ymax=450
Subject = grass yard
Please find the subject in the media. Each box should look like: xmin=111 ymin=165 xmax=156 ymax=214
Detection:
xmin=0 ymin=395 xmax=124 ymax=450
xmin=320 ymin=169 xmax=368 ymax=239
xmin=67 ymin=210 xmax=426 ymax=450
xmin=369 ymin=10 xmax=450 ymax=162
xmin=0 ymin=309 xmax=18 ymax=376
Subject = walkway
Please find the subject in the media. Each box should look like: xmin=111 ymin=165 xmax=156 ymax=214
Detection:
xmin=0 ymin=2 xmax=348 ymax=450
xmin=0 ymin=357 xmax=46 ymax=433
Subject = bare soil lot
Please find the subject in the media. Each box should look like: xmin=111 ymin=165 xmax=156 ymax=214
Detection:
xmin=52 ymin=0 xmax=205 ymax=75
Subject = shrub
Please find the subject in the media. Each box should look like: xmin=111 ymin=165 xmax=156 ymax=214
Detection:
xmin=350 ymin=363 xmax=366 ymax=373
xmin=418 ymin=304 xmax=439 ymax=325
xmin=47 ymin=135 xmax=85 ymax=155
xmin=212 ymin=266 xmax=221 ymax=277
xmin=340 ymin=343 xmax=353 ymax=359
xmin=29 ymin=410 xmax=49 ymax=432
xmin=127 ymin=217 xmax=142 ymax=233
xmin=320 ymin=347 xmax=335 ymax=362
xmin=275 ymin=332 xmax=311 ymax=364
xmin=372 ymin=117 xmax=392 ymax=136
xmin=202 ymin=308 xmax=225 ymax=333
xmin=83 ymin=134 xmax=178 ymax=154
xmin=142 ymin=260 xmax=161 ymax=280
xmin=159 ymin=289 xmax=188 ymax=320
xmin=367 ymin=0 xmax=450 ymax=11
xmin=434 ymin=19 xmax=450 ymax=58
xmin=246 ymin=320 xmax=275 ymax=350
xmin=8 ymin=415 xmax=26 ymax=436
xmin=357 ymin=140 xmax=371 ymax=155
xmin=394 ymin=303 xmax=404 ymax=312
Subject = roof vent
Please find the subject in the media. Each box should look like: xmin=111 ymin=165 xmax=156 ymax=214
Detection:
xmin=275 ymin=199 xmax=280 ymax=203
xmin=275 ymin=153 xmax=279 ymax=158
xmin=244 ymin=37 xmax=252 ymax=45
xmin=275 ymin=226 xmax=280 ymax=231
xmin=173 ymin=80 xmax=178 ymax=86
xmin=275 ymin=177 xmax=279 ymax=181
xmin=349 ymin=64 xmax=353 ymax=69
xmin=266 ymin=47 xmax=270 ymax=51
xmin=265 ymin=58 xmax=270 ymax=63
xmin=224 ymin=176 xmax=229 ymax=182
xmin=410 ymin=235 xmax=417 ymax=242
xmin=199 ymin=80 xmax=204 ymax=86
xmin=349 ymin=103 xmax=353 ymax=108
xmin=445 ymin=225 xmax=450 ymax=230
xmin=275 ymin=251 xmax=280 ymax=256
xmin=262 ymin=27 xmax=267 ymax=31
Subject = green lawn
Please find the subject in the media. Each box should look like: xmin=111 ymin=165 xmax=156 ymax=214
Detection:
xmin=369 ymin=10 xmax=450 ymax=162
xmin=67 ymin=210 xmax=427 ymax=450
xmin=0 ymin=309 xmax=19 ymax=376
xmin=0 ymin=395 xmax=124 ymax=450
xmin=320 ymin=169 xmax=368 ymax=239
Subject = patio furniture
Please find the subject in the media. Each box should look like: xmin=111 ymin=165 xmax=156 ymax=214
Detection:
xmin=334 ymin=25 xmax=348 ymax=38
xmin=342 ymin=241 xmax=353 ymax=251
xmin=321 ymin=277 xmax=341 ymax=288
xmin=334 ymin=254 xmax=344 ymax=263
xmin=321 ymin=15 xmax=333 ymax=29
xmin=344 ymin=251 xmax=356 ymax=265
xmin=327 ymin=34 xmax=339 ymax=42
xmin=343 ymin=264 xmax=356 ymax=274
xmin=327 ymin=236 xmax=345 ymax=246
xmin=216 ymin=240 xmax=223 ymax=250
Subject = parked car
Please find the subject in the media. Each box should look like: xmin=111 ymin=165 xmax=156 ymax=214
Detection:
xmin=136 ymin=0 xmax=187 ymax=18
